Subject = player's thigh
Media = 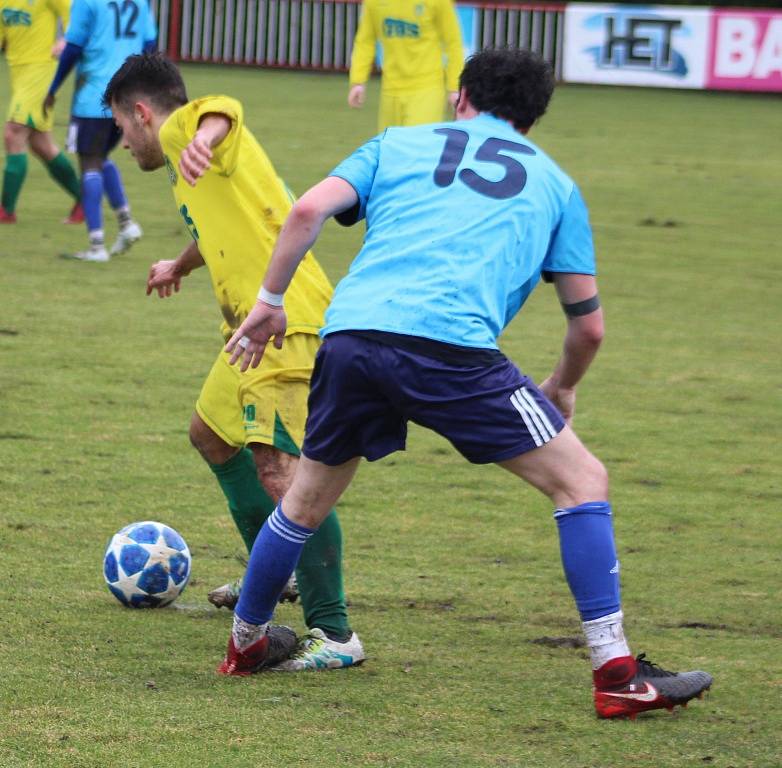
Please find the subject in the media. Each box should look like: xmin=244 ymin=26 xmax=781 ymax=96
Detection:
xmin=378 ymin=91 xmax=403 ymax=131
xmin=301 ymin=333 xmax=408 ymax=466
xmin=195 ymin=349 xmax=247 ymax=450
xmin=6 ymin=63 xmax=56 ymax=134
xmin=403 ymin=357 xmax=565 ymax=464
xmin=71 ymin=117 xmax=120 ymax=165
xmin=240 ymin=332 xmax=321 ymax=457
xmin=400 ymin=87 xmax=447 ymax=126
xmin=497 ymin=426 xmax=609 ymax=508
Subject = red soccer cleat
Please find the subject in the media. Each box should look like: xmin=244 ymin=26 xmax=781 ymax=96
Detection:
xmin=594 ymin=653 xmax=713 ymax=719
xmin=63 ymin=202 xmax=84 ymax=224
xmin=217 ymin=624 xmax=298 ymax=676
xmin=0 ymin=206 xmax=17 ymax=223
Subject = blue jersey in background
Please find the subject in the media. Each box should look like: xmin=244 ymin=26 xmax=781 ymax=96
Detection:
xmin=325 ymin=112 xmax=596 ymax=350
xmin=66 ymin=0 xmax=157 ymax=117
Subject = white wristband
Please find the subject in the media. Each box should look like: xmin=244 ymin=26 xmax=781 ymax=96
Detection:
xmin=257 ymin=286 xmax=284 ymax=306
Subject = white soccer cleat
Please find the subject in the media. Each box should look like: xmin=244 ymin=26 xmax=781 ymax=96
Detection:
xmin=63 ymin=245 xmax=110 ymax=262
xmin=110 ymin=220 xmax=143 ymax=256
xmin=272 ymin=628 xmax=366 ymax=671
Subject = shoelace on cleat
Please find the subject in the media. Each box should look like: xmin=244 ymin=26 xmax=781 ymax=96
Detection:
xmin=291 ymin=633 xmax=325 ymax=659
xmin=634 ymin=653 xmax=678 ymax=678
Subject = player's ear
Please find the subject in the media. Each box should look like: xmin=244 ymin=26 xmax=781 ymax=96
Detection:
xmin=454 ymin=87 xmax=471 ymax=119
xmin=134 ymin=101 xmax=154 ymax=126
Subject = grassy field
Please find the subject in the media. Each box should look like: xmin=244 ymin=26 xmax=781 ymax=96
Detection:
xmin=0 ymin=61 xmax=780 ymax=767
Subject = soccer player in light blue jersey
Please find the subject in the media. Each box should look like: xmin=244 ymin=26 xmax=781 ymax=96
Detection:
xmin=44 ymin=0 xmax=157 ymax=261
xmin=220 ymin=48 xmax=713 ymax=718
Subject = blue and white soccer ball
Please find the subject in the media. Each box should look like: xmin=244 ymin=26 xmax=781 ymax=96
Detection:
xmin=103 ymin=521 xmax=191 ymax=608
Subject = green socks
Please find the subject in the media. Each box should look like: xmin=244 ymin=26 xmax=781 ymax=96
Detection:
xmin=296 ymin=509 xmax=350 ymax=639
xmin=1 ymin=152 xmax=80 ymax=213
xmin=209 ymin=447 xmax=275 ymax=553
xmin=2 ymin=153 xmax=27 ymax=213
xmin=209 ymin=446 xmax=351 ymax=639
xmin=45 ymin=151 xmax=81 ymax=201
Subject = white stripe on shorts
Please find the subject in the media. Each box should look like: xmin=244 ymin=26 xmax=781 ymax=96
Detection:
xmin=517 ymin=387 xmax=557 ymax=440
xmin=509 ymin=387 xmax=556 ymax=447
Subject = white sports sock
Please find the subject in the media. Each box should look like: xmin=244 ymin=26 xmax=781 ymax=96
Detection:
xmin=231 ymin=614 xmax=267 ymax=650
xmin=88 ymin=228 xmax=104 ymax=246
xmin=582 ymin=610 xmax=631 ymax=670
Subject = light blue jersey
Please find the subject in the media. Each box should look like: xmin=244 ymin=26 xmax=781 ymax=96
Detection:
xmin=66 ymin=0 xmax=157 ymax=117
xmin=324 ymin=112 xmax=596 ymax=350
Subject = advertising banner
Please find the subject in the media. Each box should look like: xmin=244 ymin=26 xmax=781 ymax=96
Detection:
xmin=707 ymin=10 xmax=782 ymax=92
xmin=563 ymin=4 xmax=710 ymax=88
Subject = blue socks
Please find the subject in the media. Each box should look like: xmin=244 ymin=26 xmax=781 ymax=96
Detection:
xmin=234 ymin=503 xmax=315 ymax=626
xmin=102 ymin=160 xmax=128 ymax=211
xmin=554 ymin=501 xmax=621 ymax=621
xmin=81 ymin=170 xmax=103 ymax=234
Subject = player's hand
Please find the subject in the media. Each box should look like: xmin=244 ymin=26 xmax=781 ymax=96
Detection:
xmin=146 ymin=259 xmax=186 ymax=298
xmin=447 ymin=91 xmax=459 ymax=109
xmin=179 ymin=133 xmax=213 ymax=187
xmin=225 ymin=301 xmax=287 ymax=372
xmin=51 ymin=38 xmax=66 ymax=59
xmin=538 ymin=376 xmax=576 ymax=426
xmin=42 ymin=93 xmax=55 ymax=117
xmin=348 ymin=84 xmax=365 ymax=109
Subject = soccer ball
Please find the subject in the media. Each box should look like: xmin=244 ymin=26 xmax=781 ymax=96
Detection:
xmin=103 ymin=521 xmax=191 ymax=608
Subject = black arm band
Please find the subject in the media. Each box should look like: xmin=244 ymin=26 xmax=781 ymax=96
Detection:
xmin=561 ymin=294 xmax=600 ymax=317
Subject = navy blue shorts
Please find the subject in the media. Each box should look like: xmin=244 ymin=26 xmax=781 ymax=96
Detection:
xmin=68 ymin=117 xmax=121 ymax=157
xmin=301 ymin=332 xmax=566 ymax=466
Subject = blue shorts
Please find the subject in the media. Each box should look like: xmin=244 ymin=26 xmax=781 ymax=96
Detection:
xmin=67 ymin=117 xmax=121 ymax=157
xmin=301 ymin=332 xmax=566 ymax=466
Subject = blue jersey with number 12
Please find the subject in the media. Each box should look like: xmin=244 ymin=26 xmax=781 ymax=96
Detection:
xmin=66 ymin=0 xmax=157 ymax=117
xmin=324 ymin=112 xmax=596 ymax=350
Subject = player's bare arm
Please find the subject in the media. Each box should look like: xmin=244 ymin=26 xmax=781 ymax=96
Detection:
xmin=538 ymin=273 xmax=604 ymax=424
xmin=179 ymin=113 xmax=232 ymax=187
xmin=146 ymin=240 xmax=205 ymax=297
xmin=225 ymin=176 xmax=359 ymax=371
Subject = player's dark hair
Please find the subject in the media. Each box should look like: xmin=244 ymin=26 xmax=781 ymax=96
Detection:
xmin=459 ymin=48 xmax=554 ymax=131
xmin=103 ymin=52 xmax=188 ymax=114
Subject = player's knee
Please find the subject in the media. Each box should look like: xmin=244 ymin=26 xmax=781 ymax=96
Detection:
xmin=188 ymin=414 xmax=234 ymax=465
xmin=584 ymin=455 xmax=609 ymax=500
xmin=552 ymin=452 xmax=609 ymax=508
xmin=4 ymin=122 xmax=26 ymax=152
xmin=29 ymin=132 xmax=57 ymax=161
xmin=252 ymin=446 xmax=297 ymax=502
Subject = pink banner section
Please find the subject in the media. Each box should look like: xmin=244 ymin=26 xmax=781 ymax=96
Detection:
xmin=707 ymin=10 xmax=782 ymax=92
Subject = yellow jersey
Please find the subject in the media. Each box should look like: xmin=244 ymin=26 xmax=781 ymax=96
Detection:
xmin=0 ymin=0 xmax=68 ymax=67
xmin=159 ymin=95 xmax=333 ymax=341
xmin=349 ymin=0 xmax=463 ymax=93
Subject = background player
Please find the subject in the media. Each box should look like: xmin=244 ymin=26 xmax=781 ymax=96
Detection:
xmin=103 ymin=53 xmax=365 ymax=672
xmin=44 ymin=0 xmax=157 ymax=261
xmin=223 ymin=47 xmax=713 ymax=718
xmin=347 ymin=0 xmax=464 ymax=130
xmin=0 ymin=0 xmax=82 ymax=223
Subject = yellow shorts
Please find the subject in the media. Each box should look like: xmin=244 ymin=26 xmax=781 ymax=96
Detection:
xmin=195 ymin=333 xmax=320 ymax=455
xmin=6 ymin=62 xmax=56 ymax=132
xmin=378 ymin=86 xmax=447 ymax=131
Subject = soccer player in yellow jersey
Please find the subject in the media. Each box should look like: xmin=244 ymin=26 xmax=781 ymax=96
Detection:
xmin=103 ymin=53 xmax=365 ymax=672
xmin=0 ymin=0 xmax=82 ymax=222
xmin=347 ymin=0 xmax=464 ymax=130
